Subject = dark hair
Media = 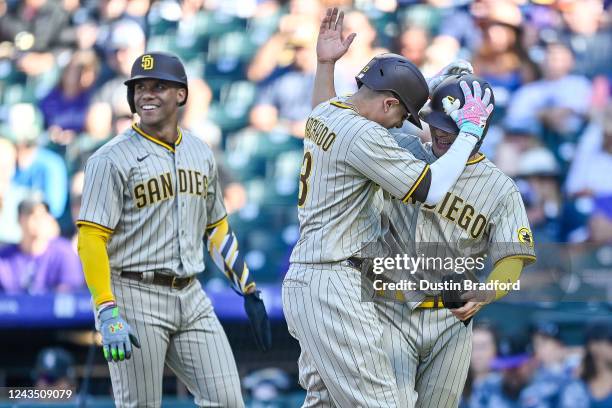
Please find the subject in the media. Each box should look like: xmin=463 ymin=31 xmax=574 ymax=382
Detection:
xmin=581 ymin=319 xmax=612 ymax=382
xmin=464 ymin=321 xmax=501 ymax=398
xmin=581 ymin=348 xmax=597 ymax=383
xmin=473 ymin=320 xmax=501 ymax=352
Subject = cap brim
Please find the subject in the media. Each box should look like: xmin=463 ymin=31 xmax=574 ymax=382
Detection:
xmin=420 ymin=110 xmax=459 ymax=134
xmin=124 ymin=75 xmax=186 ymax=87
xmin=407 ymin=106 xmax=422 ymax=129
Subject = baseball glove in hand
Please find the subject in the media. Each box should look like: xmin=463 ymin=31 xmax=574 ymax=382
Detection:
xmin=244 ymin=291 xmax=272 ymax=352
xmin=440 ymin=274 xmax=472 ymax=327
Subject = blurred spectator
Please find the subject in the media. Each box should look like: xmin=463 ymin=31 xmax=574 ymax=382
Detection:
xmin=0 ymin=197 xmax=83 ymax=295
xmin=247 ymin=0 xmax=321 ymax=82
xmin=0 ymin=0 xmax=71 ymax=52
xmin=180 ymin=77 xmax=222 ymax=149
xmin=495 ymin=123 xmax=539 ymax=177
xmin=33 ymin=347 xmax=76 ymax=394
xmin=397 ymin=25 xmax=430 ymax=69
xmin=505 ymin=42 xmax=591 ymax=138
xmin=0 ymin=138 xmax=29 ymax=245
xmin=565 ymin=105 xmax=612 ymax=243
xmin=472 ymin=0 xmax=537 ymax=105
xmin=587 ymin=197 xmax=612 ymax=243
xmin=91 ymin=19 xmax=145 ymax=115
xmin=92 ymin=0 xmax=146 ymax=57
xmin=559 ymin=319 xmax=612 ymax=408
xmin=516 ymin=147 xmax=562 ymax=243
xmin=433 ymin=0 xmax=480 ymax=60
xmin=125 ymin=0 xmax=150 ymax=26
xmin=6 ymin=104 xmax=68 ymax=219
xmin=531 ymin=321 xmax=579 ymax=377
xmin=471 ymin=328 xmax=585 ymax=408
xmin=559 ymin=0 xmax=612 ymax=78
xmin=469 ymin=334 xmax=536 ymax=408
xmin=39 ymin=50 xmax=100 ymax=146
xmin=463 ymin=322 xmax=499 ymax=405
xmin=333 ymin=10 xmax=388 ymax=96
xmin=66 ymin=102 xmax=114 ymax=174
xmin=566 ymin=105 xmax=612 ymax=197
xmin=249 ymin=24 xmax=317 ymax=138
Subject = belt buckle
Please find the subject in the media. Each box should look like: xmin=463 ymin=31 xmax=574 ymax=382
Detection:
xmin=171 ymin=276 xmax=180 ymax=289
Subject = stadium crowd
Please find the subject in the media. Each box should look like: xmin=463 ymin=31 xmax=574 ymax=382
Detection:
xmin=0 ymin=0 xmax=611 ymax=405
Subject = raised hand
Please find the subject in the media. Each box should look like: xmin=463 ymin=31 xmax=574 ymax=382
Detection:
xmin=448 ymin=80 xmax=494 ymax=140
xmin=317 ymin=8 xmax=356 ymax=64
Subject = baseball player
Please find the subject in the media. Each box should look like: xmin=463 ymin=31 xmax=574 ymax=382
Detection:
xmin=379 ymin=74 xmax=537 ymax=408
xmin=282 ymin=9 xmax=494 ymax=407
xmin=313 ymin=42 xmax=537 ymax=406
xmin=76 ymin=52 xmax=270 ymax=408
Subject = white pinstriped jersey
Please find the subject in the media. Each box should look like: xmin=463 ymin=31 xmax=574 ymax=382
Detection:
xmin=290 ymin=97 xmax=430 ymax=264
xmin=387 ymin=133 xmax=536 ymax=268
xmin=78 ymin=124 xmax=226 ymax=277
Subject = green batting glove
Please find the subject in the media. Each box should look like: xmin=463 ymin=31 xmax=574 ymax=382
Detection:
xmin=98 ymin=305 xmax=141 ymax=362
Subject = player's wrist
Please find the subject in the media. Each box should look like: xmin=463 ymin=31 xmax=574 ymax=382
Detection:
xmin=457 ymin=129 xmax=481 ymax=145
xmin=97 ymin=301 xmax=118 ymax=319
xmin=458 ymin=123 xmax=484 ymax=140
xmin=244 ymin=282 xmax=257 ymax=294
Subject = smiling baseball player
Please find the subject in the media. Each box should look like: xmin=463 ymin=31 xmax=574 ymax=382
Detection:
xmin=282 ymin=8 xmax=494 ymax=407
xmin=380 ymin=74 xmax=537 ymax=408
xmin=76 ymin=52 xmax=270 ymax=408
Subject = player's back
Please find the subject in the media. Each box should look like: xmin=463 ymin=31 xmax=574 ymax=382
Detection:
xmin=291 ymin=98 xmax=390 ymax=264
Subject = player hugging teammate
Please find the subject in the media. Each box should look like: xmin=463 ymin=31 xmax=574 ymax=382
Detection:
xmin=282 ymin=7 xmax=536 ymax=408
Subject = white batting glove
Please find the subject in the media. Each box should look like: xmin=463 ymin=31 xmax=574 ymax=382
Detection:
xmin=426 ymin=59 xmax=474 ymax=94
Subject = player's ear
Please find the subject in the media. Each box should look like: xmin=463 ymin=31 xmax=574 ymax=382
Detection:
xmin=383 ymin=97 xmax=400 ymax=113
xmin=177 ymin=88 xmax=187 ymax=106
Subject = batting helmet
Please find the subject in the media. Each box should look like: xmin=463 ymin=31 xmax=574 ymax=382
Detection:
xmin=419 ymin=74 xmax=495 ymax=148
xmin=124 ymin=52 xmax=188 ymax=114
xmin=355 ymin=53 xmax=429 ymax=129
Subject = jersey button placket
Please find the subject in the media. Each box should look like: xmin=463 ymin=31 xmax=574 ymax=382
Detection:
xmin=174 ymin=150 xmax=185 ymax=260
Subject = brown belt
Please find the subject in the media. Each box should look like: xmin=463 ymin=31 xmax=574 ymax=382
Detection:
xmin=120 ymin=271 xmax=194 ymax=290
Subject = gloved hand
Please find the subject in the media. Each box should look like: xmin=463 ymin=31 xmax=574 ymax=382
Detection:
xmin=244 ymin=291 xmax=272 ymax=352
xmin=427 ymin=59 xmax=474 ymax=94
xmin=447 ymin=80 xmax=494 ymax=140
xmin=440 ymin=274 xmax=473 ymax=327
xmin=98 ymin=304 xmax=141 ymax=362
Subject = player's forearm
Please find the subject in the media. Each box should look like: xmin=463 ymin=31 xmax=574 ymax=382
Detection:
xmin=312 ymin=62 xmax=337 ymax=108
xmin=424 ymin=133 xmax=477 ymax=205
xmin=205 ymin=216 xmax=255 ymax=294
xmin=77 ymin=224 xmax=115 ymax=307
xmin=486 ymin=257 xmax=524 ymax=301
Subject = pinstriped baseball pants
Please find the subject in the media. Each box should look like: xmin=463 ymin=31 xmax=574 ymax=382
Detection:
xmin=377 ymin=303 xmax=472 ymax=408
xmin=101 ymin=274 xmax=244 ymax=408
xmin=282 ymin=263 xmax=403 ymax=407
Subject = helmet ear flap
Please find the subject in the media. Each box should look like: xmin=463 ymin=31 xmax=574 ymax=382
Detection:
xmin=127 ymin=85 xmax=136 ymax=114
